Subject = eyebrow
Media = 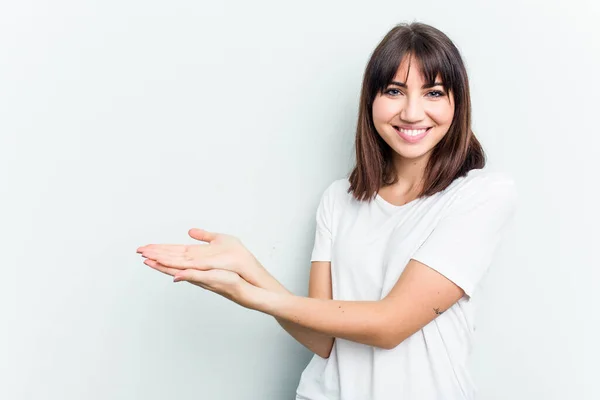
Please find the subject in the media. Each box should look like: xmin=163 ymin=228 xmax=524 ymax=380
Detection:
xmin=389 ymin=81 xmax=444 ymax=89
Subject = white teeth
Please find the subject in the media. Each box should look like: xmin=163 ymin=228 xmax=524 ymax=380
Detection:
xmin=398 ymin=128 xmax=428 ymax=136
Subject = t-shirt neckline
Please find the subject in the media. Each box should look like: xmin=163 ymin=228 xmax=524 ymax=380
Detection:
xmin=374 ymin=193 xmax=422 ymax=212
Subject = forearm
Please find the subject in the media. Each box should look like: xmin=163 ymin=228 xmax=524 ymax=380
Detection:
xmin=250 ymin=289 xmax=393 ymax=349
xmin=246 ymin=267 xmax=334 ymax=358
xmin=276 ymin=317 xmax=334 ymax=358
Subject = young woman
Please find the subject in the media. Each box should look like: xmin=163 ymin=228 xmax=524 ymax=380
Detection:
xmin=137 ymin=22 xmax=517 ymax=400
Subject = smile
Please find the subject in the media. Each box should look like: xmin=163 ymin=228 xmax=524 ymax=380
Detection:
xmin=393 ymin=126 xmax=432 ymax=143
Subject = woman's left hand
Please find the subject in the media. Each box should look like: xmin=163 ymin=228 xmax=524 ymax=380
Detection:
xmin=142 ymin=258 xmax=259 ymax=309
xmin=137 ymin=228 xmax=267 ymax=287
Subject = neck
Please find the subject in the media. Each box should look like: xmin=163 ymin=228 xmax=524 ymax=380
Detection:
xmin=389 ymin=153 xmax=430 ymax=194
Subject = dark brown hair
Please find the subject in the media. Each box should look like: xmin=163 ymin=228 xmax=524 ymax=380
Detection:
xmin=348 ymin=22 xmax=485 ymax=202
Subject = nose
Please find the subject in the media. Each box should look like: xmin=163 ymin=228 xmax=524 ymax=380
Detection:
xmin=400 ymin=96 xmax=426 ymax=122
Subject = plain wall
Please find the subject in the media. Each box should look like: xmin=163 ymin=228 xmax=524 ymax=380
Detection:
xmin=1 ymin=0 xmax=598 ymax=399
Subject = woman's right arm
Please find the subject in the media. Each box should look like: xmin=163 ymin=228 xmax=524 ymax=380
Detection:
xmin=259 ymin=261 xmax=335 ymax=359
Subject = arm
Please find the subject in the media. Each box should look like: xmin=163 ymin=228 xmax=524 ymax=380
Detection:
xmin=250 ymin=175 xmax=516 ymax=349
xmin=251 ymin=261 xmax=335 ymax=359
xmin=248 ymin=259 xmax=465 ymax=350
xmin=142 ymin=176 xmax=515 ymax=350
xmin=140 ymin=231 xmax=463 ymax=350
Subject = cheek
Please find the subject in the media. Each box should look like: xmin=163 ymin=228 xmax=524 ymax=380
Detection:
xmin=428 ymin=102 xmax=454 ymax=125
xmin=372 ymin=97 xmax=397 ymax=123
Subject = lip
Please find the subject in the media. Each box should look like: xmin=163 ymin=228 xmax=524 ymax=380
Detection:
xmin=396 ymin=125 xmax=432 ymax=130
xmin=393 ymin=126 xmax=432 ymax=143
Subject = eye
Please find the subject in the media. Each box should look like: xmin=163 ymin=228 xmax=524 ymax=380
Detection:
xmin=427 ymin=90 xmax=445 ymax=98
xmin=384 ymin=88 xmax=402 ymax=96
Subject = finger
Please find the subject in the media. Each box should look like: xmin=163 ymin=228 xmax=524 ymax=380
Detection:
xmin=138 ymin=244 xmax=190 ymax=256
xmin=144 ymin=259 xmax=211 ymax=289
xmin=140 ymin=245 xmax=213 ymax=263
xmin=148 ymin=245 xmax=215 ymax=270
xmin=140 ymin=247 xmax=185 ymax=261
xmin=173 ymin=269 xmax=215 ymax=290
xmin=137 ymin=244 xmax=188 ymax=253
xmin=153 ymin=253 xmax=215 ymax=271
xmin=173 ymin=269 xmax=202 ymax=282
xmin=188 ymin=228 xmax=218 ymax=243
xmin=140 ymin=247 xmax=196 ymax=264
xmin=144 ymin=259 xmax=179 ymax=276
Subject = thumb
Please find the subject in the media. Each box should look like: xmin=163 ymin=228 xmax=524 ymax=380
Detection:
xmin=188 ymin=228 xmax=218 ymax=243
xmin=173 ymin=270 xmax=189 ymax=283
xmin=173 ymin=269 xmax=204 ymax=283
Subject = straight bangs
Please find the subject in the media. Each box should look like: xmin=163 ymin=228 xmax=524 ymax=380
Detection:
xmin=368 ymin=38 xmax=461 ymax=112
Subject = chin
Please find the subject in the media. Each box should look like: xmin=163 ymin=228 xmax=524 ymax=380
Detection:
xmin=390 ymin=137 xmax=437 ymax=160
xmin=393 ymin=146 xmax=433 ymax=161
xmin=392 ymin=131 xmax=446 ymax=161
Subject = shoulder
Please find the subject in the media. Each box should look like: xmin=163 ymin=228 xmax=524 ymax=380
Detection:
xmin=440 ymin=168 xmax=518 ymax=215
xmin=320 ymin=177 xmax=352 ymax=201
xmin=314 ymin=178 xmax=353 ymax=216
xmin=455 ymin=168 xmax=517 ymax=196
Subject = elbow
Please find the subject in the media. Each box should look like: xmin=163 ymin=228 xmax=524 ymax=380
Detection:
xmin=376 ymin=334 xmax=407 ymax=350
xmin=379 ymin=339 xmax=403 ymax=350
xmin=377 ymin=336 xmax=404 ymax=350
xmin=370 ymin=302 xmax=408 ymax=350
xmin=316 ymin=349 xmax=332 ymax=359
xmin=371 ymin=323 xmax=407 ymax=350
xmin=314 ymin=338 xmax=335 ymax=359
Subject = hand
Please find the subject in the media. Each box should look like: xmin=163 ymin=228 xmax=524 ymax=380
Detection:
xmin=143 ymin=258 xmax=259 ymax=309
xmin=137 ymin=228 xmax=267 ymax=287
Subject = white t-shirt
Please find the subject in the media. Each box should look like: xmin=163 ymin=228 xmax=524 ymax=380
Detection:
xmin=296 ymin=168 xmax=518 ymax=400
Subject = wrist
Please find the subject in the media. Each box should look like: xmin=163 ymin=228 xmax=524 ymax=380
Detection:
xmin=246 ymin=285 xmax=285 ymax=314
xmin=244 ymin=263 xmax=289 ymax=294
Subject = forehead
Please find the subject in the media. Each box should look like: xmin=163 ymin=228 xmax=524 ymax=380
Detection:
xmin=393 ymin=55 xmax=443 ymax=84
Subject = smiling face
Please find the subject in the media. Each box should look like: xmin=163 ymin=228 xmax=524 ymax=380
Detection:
xmin=372 ymin=55 xmax=455 ymax=165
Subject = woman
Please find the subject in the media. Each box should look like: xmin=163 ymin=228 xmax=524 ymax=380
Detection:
xmin=137 ymin=22 xmax=517 ymax=400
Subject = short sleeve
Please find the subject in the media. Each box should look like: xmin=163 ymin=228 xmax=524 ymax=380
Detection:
xmin=411 ymin=174 xmax=518 ymax=297
xmin=310 ymin=181 xmax=338 ymax=262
